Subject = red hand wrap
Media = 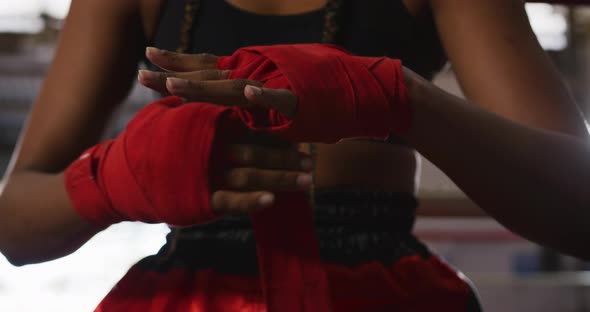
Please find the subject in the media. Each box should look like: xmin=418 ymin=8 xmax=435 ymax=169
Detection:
xmin=218 ymin=43 xmax=410 ymax=143
xmin=65 ymin=96 xmax=241 ymax=227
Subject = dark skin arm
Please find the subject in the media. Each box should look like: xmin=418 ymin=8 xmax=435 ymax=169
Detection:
xmin=0 ymin=0 xmax=145 ymax=266
xmin=430 ymin=0 xmax=586 ymax=136
xmin=405 ymin=70 xmax=590 ymax=260
xmin=142 ymin=53 xmax=590 ymax=259
xmin=138 ymin=0 xmax=590 ymax=258
xmin=416 ymin=0 xmax=588 ymax=217
xmin=143 ymin=0 xmax=588 ymax=204
xmin=0 ymin=0 xmax=312 ymax=266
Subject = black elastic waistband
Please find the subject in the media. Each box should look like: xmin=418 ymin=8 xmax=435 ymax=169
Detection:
xmin=312 ymin=189 xmax=417 ymax=231
xmin=139 ymin=190 xmax=425 ymax=273
xmin=176 ymin=190 xmax=417 ymax=231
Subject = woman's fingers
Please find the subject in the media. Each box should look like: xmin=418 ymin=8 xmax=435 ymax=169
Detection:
xmin=210 ymin=143 xmax=313 ymax=214
xmin=222 ymin=168 xmax=313 ymax=192
xmin=227 ymin=144 xmax=313 ymax=171
xmin=219 ymin=144 xmax=313 ymax=191
xmin=146 ymin=47 xmax=218 ymax=72
xmin=138 ymin=69 xmax=231 ymax=94
xmin=142 ymin=48 xmax=298 ymax=116
xmin=161 ymin=78 xmax=298 ymax=117
xmin=211 ymin=191 xmax=275 ymax=214
xmin=244 ymin=85 xmax=298 ymax=118
xmin=166 ymin=78 xmax=264 ymax=107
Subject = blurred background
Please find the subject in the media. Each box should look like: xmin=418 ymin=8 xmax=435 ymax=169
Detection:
xmin=1 ymin=1 xmax=590 ymax=311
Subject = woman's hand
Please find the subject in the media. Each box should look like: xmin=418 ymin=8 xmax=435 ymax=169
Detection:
xmin=212 ymin=141 xmax=313 ymax=214
xmin=139 ymin=47 xmax=309 ymax=214
xmin=139 ymin=47 xmax=298 ymax=118
xmin=140 ymin=45 xmax=410 ymax=143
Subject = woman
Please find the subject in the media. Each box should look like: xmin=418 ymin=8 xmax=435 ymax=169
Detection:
xmin=0 ymin=0 xmax=585 ymax=310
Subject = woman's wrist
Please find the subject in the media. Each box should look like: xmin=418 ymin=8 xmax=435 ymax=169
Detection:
xmin=400 ymin=67 xmax=434 ymax=140
xmin=402 ymin=67 xmax=431 ymax=107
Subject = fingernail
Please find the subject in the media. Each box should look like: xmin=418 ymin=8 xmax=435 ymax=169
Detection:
xmin=146 ymin=47 xmax=163 ymax=56
xmin=166 ymin=77 xmax=186 ymax=89
xmin=221 ymin=70 xmax=232 ymax=78
xmin=296 ymin=174 xmax=313 ymax=188
xmin=138 ymin=70 xmax=158 ymax=83
xmin=258 ymin=193 xmax=275 ymax=208
xmin=301 ymin=158 xmax=313 ymax=171
xmin=245 ymin=85 xmax=262 ymax=97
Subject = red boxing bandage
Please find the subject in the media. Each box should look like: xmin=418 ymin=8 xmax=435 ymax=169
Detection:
xmin=65 ymin=96 xmax=242 ymax=227
xmin=66 ymin=97 xmax=331 ymax=312
xmin=218 ymin=44 xmax=410 ymax=143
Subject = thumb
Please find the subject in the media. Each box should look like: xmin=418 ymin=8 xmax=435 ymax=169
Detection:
xmin=244 ymin=85 xmax=298 ymax=119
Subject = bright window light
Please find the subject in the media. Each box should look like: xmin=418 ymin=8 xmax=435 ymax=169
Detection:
xmin=41 ymin=0 xmax=70 ymax=19
xmin=526 ymin=3 xmax=569 ymax=51
xmin=0 ymin=1 xmax=42 ymax=33
xmin=0 ymin=1 xmax=41 ymax=17
xmin=0 ymin=1 xmax=572 ymax=48
xmin=0 ymin=0 xmax=70 ymax=33
xmin=0 ymin=17 xmax=43 ymax=33
xmin=0 ymin=223 xmax=169 ymax=311
xmin=0 ymin=0 xmax=70 ymax=18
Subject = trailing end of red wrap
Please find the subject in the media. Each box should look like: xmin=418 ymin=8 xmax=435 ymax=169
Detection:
xmin=64 ymin=96 xmax=240 ymax=227
xmin=218 ymin=43 xmax=411 ymax=143
xmin=251 ymin=193 xmax=332 ymax=312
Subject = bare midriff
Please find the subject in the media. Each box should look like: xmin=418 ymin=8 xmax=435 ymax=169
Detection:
xmin=305 ymin=142 xmax=418 ymax=194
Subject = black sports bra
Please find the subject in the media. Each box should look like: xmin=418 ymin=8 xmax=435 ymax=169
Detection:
xmin=150 ymin=0 xmax=447 ymax=145
xmin=152 ymin=0 xmax=447 ymax=80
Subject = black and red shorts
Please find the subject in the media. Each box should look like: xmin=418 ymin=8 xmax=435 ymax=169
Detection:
xmin=96 ymin=190 xmax=482 ymax=312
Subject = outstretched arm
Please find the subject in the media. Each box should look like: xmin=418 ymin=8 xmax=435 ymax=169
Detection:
xmin=137 ymin=41 xmax=590 ymax=259
xmin=0 ymin=0 xmax=147 ymax=266
xmin=431 ymin=0 xmax=587 ymax=137
xmin=404 ymin=69 xmax=590 ymax=260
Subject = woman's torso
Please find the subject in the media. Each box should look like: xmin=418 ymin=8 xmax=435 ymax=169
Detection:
xmin=136 ymin=0 xmax=449 ymax=270
xmin=96 ymin=5 xmax=481 ymax=309
xmin=149 ymin=0 xmax=447 ymax=195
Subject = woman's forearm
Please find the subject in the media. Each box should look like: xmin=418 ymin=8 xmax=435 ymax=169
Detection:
xmin=0 ymin=170 xmax=99 ymax=266
xmin=404 ymin=73 xmax=590 ymax=259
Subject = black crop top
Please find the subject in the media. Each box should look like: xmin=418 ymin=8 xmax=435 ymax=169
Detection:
xmin=151 ymin=0 xmax=447 ymax=80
